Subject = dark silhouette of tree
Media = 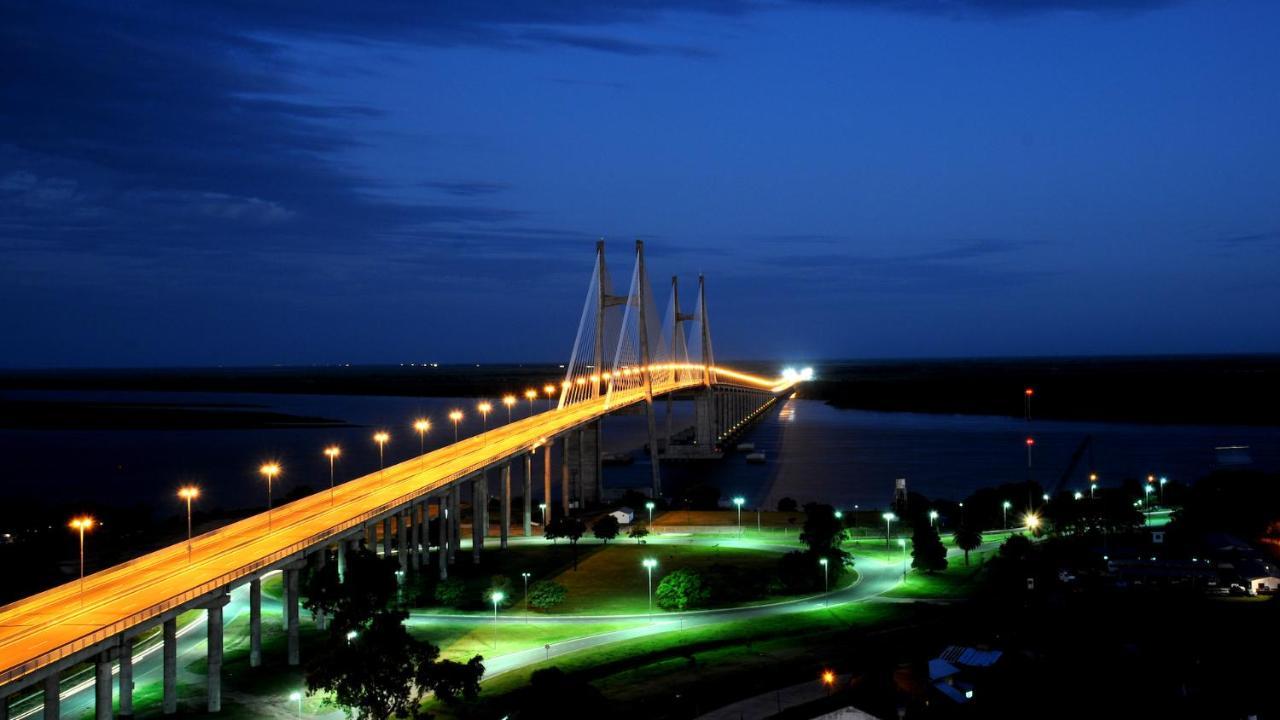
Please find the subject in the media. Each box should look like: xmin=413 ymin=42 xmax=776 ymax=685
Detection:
xmin=799 ymin=502 xmax=847 ymax=553
xmin=952 ymin=525 xmax=983 ymax=566
xmin=510 ymin=667 xmax=608 ymax=718
xmin=592 ymin=514 xmax=620 ymax=543
xmin=628 ymin=525 xmax=650 ymax=543
xmin=777 ymin=497 xmax=799 ymax=512
xmin=545 ymin=516 xmax=587 ymax=569
xmin=302 ymin=546 xmax=398 ymax=634
xmin=911 ymin=523 xmax=948 ymax=573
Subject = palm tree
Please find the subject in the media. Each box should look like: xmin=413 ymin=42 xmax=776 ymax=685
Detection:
xmin=952 ymin=526 xmax=982 ymax=566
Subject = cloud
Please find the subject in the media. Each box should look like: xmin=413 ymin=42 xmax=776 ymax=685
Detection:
xmin=420 ymin=181 xmax=511 ymax=197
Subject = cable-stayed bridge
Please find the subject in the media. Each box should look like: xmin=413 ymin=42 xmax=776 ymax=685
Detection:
xmin=0 ymin=241 xmax=803 ymax=719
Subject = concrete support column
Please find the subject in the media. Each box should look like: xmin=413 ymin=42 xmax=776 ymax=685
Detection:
xmin=500 ymin=463 xmax=511 ymax=549
xmin=119 ymin=636 xmax=135 ymax=717
xmin=42 ymin=673 xmax=59 ymax=720
xmin=337 ymin=541 xmax=347 ymax=582
xmin=207 ymin=599 xmax=226 ymax=713
xmin=94 ymin=653 xmax=112 ymax=720
xmin=249 ymin=578 xmax=262 ymax=667
xmin=398 ymin=509 xmax=409 ymax=575
xmin=365 ymin=522 xmax=375 ymax=549
xmin=280 ymin=565 xmax=291 ymax=632
xmin=1 ymin=692 xmax=8 ymax=720
xmin=162 ymin=618 xmax=177 ymax=715
xmin=471 ymin=478 xmax=483 ymax=563
xmin=560 ymin=435 xmax=571 ymax=515
xmin=449 ymin=485 xmax=460 ymax=563
xmin=523 ymin=452 xmax=533 ymax=537
xmin=382 ymin=517 xmax=393 ymax=559
xmin=411 ymin=503 xmax=422 ymax=571
xmin=544 ymin=444 xmax=553 ymax=527
xmin=437 ymin=494 xmax=448 ymax=580
xmin=285 ymin=568 xmax=300 ymax=666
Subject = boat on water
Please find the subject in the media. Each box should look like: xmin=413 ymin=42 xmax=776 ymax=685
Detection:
xmin=736 ymin=442 xmax=755 ymax=451
xmin=745 ymin=452 xmax=766 ymax=464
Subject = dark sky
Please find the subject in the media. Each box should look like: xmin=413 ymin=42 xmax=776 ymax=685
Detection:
xmin=2 ymin=0 xmax=1278 ymax=368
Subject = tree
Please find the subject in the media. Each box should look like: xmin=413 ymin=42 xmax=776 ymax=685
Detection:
xmin=656 ymin=568 xmax=710 ymax=610
xmin=592 ymin=515 xmax=620 ymax=543
xmin=911 ymin=523 xmax=948 ymax=573
xmin=303 ymin=546 xmax=399 ymax=635
xmin=628 ymin=525 xmax=650 ymax=543
xmin=434 ymin=578 xmax=467 ymax=608
xmin=419 ymin=655 xmax=485 ymax=705
xmin=777 ymin=497 xmax=799 ymax=512
xmin=799 ymin=502 xmax=847 ymax=553
xmin=952 ymin=525 xmax=982 ymax=566
xmin=527 ymin=579 xmax=568 ymax=610
xmin=487 ymin=574 xmax=513 ymax=607
xmin=545 ymin=516 xmax=587 ymax=569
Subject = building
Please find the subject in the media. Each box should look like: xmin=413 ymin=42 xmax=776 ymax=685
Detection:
xmin=609 ymin=507 xmax=635 ymax=525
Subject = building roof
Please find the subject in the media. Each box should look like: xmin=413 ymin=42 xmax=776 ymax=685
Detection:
xmin=938 ymin=646 xmax=1003 ymax=668
xmin=929 ymin=658 xmax=960 ymax=681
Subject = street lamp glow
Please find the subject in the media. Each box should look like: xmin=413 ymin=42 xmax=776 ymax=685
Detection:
xmin=1001 ymin=500 xmax=1012 ymax=529
xmin=289 ymin=691 xmax=302 ymax=718
xmin=882 ymin=511 xmax=896 ymax=548
xmin=373 ymin=431 xmax=390 ymax=473
xmin=490 ymin=590 xmax=505 ymax=648
xmin=1074 ymin=491 xmax=1084 ymax=500
xmin=69 ymin=515 xmax=94 ymax=605
xmin=645 ymin=500 xmax=655 ymax=526
xmin=413 ymin=419 xmax=430 ymax=454
xmin=834 ymin=510 xmax=843 ymax=519
xmin=178 ymin=486 xmax=199 ymax=560
xmin=818 ymin=556 xmax=830 ymax=602
xmin=642 ymin=558 xmax=658 ymax=620
xmin=323 ymin=446 xmax=341 ymax=503
xmin=928 ymin=510 xmax=938 ymax=528
xmin=449 ymin=410 xmax=464 ymax=441
xmin=502 ymin=395 xmax=516 ymax=423
xmin=260 ymin=463 xmax=281 ymax=528
xmin=1024 ymin=513 xmax=1041 ymax=531
xmin=524 ymin=389 xmax=538 ymax=416
xmin=732 ymin=496 xmax=745 ymax=534
xmin=521 ymin=572 xmax=532 ymax=621
xmin=544 ymin=384 xmax=557 ymax=409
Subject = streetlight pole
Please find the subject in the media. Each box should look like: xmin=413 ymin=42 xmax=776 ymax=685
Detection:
xmin=522 ymin=572 xmax=531 ymax=623
xmin=69 ymin=516 xmax=94 ymax=606
xmin=478 ymin=401 xmax=492 ymax=431
xmin=819 ymin=557 xmax=829 ymax=606
xmin=882 ymin=512 xmax=896 ymax=549
xmin=324 ymin=446 xmax=340 ymax=503
xmin=1159 ymin=476 xmax=1167 ymax=506
xmin=538 ymin=503 xmax=547 ymax=526
xmin=260 ymin=463 xmax=280 ymax=529
xmin=645 ymin=501 xmax=655 ymax=528
xmin=373 ymin=432 xmax=389 ymax=473
xmin=450 ymin=410 xmax=463 ymax=442
xmin=544 ymin=384 xmax=556 ymax=410
xmin=525 ymin=389 xmax=538 ymax=417
xmin=288 ymin=691 xmax=302 ymax=719
xmin=178 ymin=486 xmax=199 ymax=562
xmin=733 ymin=496 xmax=744 ymax=536
xmin=1024 ymin=387 xmax=1033 ymax=421
xmin=1089 ymin=473 xmax=1098 ymax=499
xmin=928 ymin=510 xmax=938 ymax=529
xmin=414 ymin=420 xmax=430 ymax=458
xmin=502 ymin=395 xmax=515 ymax=424
xmin=1002 ymin=501 xmax=1011 ymax=530
xmin=643 ymin=558 xmax=657 ymax=622
xmin=490 ymin=591 xmax=504 ymax=649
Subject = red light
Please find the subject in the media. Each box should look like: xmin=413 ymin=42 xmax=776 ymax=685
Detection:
xmin=1024 ymin=388 xmax=1034 ymax=396
xmin=1026 ymin=438 xmax=1035 ymax=446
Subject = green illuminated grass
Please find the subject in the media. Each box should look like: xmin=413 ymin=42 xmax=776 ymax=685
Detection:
xmin=408 ymin=619 xmax=641 ymax=660
xmin=882 ymin=548 xmax=994 ymax=599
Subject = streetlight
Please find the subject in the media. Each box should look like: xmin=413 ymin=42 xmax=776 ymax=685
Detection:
xmin=178 ymin=486 xmax=199 ymax=561
xmin=642 ymin=558 xmax=658 ymax=621
xmin=898 ymin=538 xmax=907 ymax=580
xmin=645 ymin=501 xmax=655 ymax=527
xmin=834 ymin=510 xmax=843 ymax=520
xmin=525 ymin=389 xmax=538 ymax=417
xmin=413 ymin=419 xmax=430 ymax=456
xmin=373 ymin=432 xmax=390 ymax=473
xmin=1073 ymin=491 xmax=1083 ymax=501
xmin=732 ymin=496 xmax=745 ymax=534
xmin=538 ymin=502 xmax=547 ymax=525
xmin=1002 ymin=500 xmax=1011 ymax=530
xmin=478 ymin=401 xmax=492 ymax=431
xmin=502 ymin=395 xmax=516 ymax=424
xmin=822 ymin=670 xmax=836 ymax=696
xmin=449 ymin=410 xmax=463 ymax=442
xmin=288 ymin=691 xmax=302 ymax=719
xmin=1089 ymin=472 xmax=1098 ymax=499
xmin=1143 ymin=485 xmax=1154 ymax=522
xmin=1024 ymin=387 xmax=1033 ymax=421
xmin=521 ymin=572 xmax=531 ymax=622
xmin=882 ymin=512 xmax=896 ymax=549
xmin=324 ymin=446 xmax=340 ymax=503
xmin=69 ymin=515 xmax=94 ymax=605
xmin=1159 ymin=476 xmax=1167 ymax=505
xmin=260 ymin=463 xmax=280 ymax=528
xmin=1024 ymin=513 xmax=1041 ymax=534
xmin=543 ymin=384 xmax=556 ymax=410
xmin=819 ymin=557 xmax=829 ymax=604
xmin=928 ymin=510 xmax=938 ymax=529
xmin=490 ymin=591 xmax=504 ymax=648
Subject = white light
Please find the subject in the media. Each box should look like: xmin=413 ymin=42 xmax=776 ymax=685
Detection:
xmin=800 ymin=367 xmax=814 ymax=380
xmin=782 ymin=367 xmax=798 ymax=380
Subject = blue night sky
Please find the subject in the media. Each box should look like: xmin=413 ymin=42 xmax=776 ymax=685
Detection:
xmin=2 ymin=1 xmax=1278 ymax=367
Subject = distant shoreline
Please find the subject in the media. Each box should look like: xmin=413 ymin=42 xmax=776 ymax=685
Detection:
xmin=2 ymin=355 xmax=1278 ymax=428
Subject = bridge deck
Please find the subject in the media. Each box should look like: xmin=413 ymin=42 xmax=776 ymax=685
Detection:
xmin=0 ymin=374 xmax=789 ymax=689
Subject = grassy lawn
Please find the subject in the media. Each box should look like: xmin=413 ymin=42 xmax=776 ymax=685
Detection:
xmin=883 ymin=548 xmax=995 ymax=599
xmin=408 ymin=619 xmax=642 ymax=660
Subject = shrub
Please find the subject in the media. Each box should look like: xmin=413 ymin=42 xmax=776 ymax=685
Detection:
xmin=433 ymin=578 xmax=466 ymax=608
xmin=527 ymin=580 xmax=568 ymax=610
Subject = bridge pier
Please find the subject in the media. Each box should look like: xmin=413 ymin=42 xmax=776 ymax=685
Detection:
xmin=437 ymin=494 xmax=448 ymax=579
xmin=566 ymin=422 xmax=602 ymax=508
xmin=398 ymin=510 xmax=409 ymax=576
xmin=471 ymin=478 xmax=484 ymax=563
xmin=382 ymin=517 xmax=393 ymax=559
xmin=162 ymin=617 xmax=176 ymax=714
xmin=337 ymin=541 xmax=347 ymax=582
xmin=119 ymin=635 xmax=135 ymax=717
xmin=449 ymin=485 xmax=460 ymax=564
xmin=94 ymin=651 xmax=112 ymax=720
xmin=543 ymin=442 xmax=553 ymax=528
xmin=559 ymin=436 xmax=571 ymax=515
xmin=205 ymin=592 xmax=229 ymax=713
xmin=249 ymin=577 xmax=262 ymax=667
xmin=285 ymin=567 xmax=301 ymax=666
xmin=500 ymin=463 xmax=511 ymax=548
xmin=523 ymin=452 xmax=533 ymax=537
